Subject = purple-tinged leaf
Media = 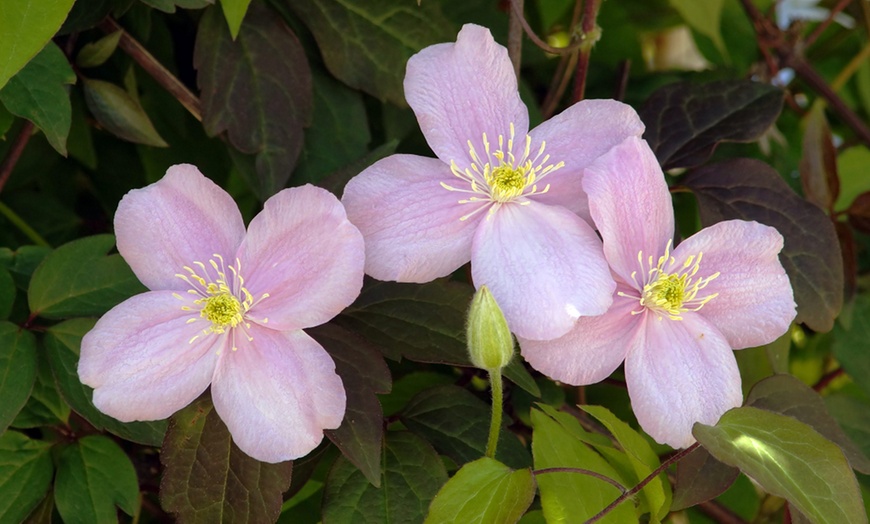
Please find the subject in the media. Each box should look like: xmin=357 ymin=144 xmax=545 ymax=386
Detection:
xmin=160 ymin=395 xmax=293 ymax=523
xmin=639 ymin=80 xmax=783 ymax=169
xmin=195 ymin=1 xmax=312 ymax=199
xmin=847 ymin=192 xmax=870 ymax=234
xmin=681 ymin=158 xmax=843 ymax=332
xmin=671 ymin=446 xmax=738 ymax=510
xmin=800 ymin=103 xmax=839 ymax=212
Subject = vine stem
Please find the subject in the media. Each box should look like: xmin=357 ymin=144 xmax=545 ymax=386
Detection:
xmin=572 ymin=0 xmax=602 ymax=102
xmin=508 ymin=0 xmax=524 ymax=78
xmin=485 ymin=370 xmax=503 ymax=459
xmin=0 ymin=121 xmax=34 ymax=195
xmin=533 ymin=467 xmax=627 ymax=493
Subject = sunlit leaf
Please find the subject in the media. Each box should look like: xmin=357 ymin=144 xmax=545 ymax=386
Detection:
xmin=83 ymin=78 xmax=169 ymax=147
xmin=0 ymin=431 xmax=53 ymax=524
xmin=0 ymin=0 xmax=76 ymax=89
xmin=0 ymin=322 xmax=37 ymax=434
xmin=220 ymin=0 xmax=252 ymax=39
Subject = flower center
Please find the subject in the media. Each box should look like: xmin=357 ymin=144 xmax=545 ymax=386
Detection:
xmin=200 ymin=293 xmax=243 ymax=332
xmin=441 ymin=123 xmax=565 ymax=221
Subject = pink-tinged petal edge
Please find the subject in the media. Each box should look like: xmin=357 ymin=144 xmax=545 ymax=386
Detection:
xmin=211 ymin=327 xmax=346 ymax=463
xmin=625 ymin=312 xmax=743 ymax=449
xmin=519 ymin=287 xmax=639 ymax=385
xmin=79 ymin=291 xmax=219 ymax=421
xmin=528 ymin=99 xmax=645 ymax=219
xmin=583 ymin=136 xmax=674 ymax=284
xmin=471 ymin=200 xmax=615 ymax=341
xmin=342 ymin=154 xmax=484 ymax=283
xmin=404 ymin=24 xmax=529 ymax=168
xmin=115 ymin=164 xmax=246 ymax=291
xmin=238 ymin=185 xmax=364 ymax=331
xmin=672 ymin=220 xmax=796 ymax=349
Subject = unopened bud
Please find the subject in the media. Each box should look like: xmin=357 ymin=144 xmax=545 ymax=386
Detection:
xmin=467 ymin=286 xmax=514 ymax=371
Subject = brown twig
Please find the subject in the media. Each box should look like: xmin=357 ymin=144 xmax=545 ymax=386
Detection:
xmin=805 ymin=0 xmax=854 ymax=48
xmin=813 ymin=367 xmax=845 ymax=392
xmin=572 ymin=0 xmax=601 ymax=102
xmin=508 ymin=0 xmax=524 ymax=79
xmin=0 ymin=121 xmax=34 ymax=195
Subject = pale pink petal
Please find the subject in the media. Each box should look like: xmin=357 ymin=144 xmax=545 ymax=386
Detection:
xmin=79 ymin=291 xmax=219 ymax=421
xmin=528 ymin=100 xmax=645 ymax=219
xmin=582 ymin=137 xmax=674 ymax=283
xmin=237 ymin=185 xmax=364 ymax=331
xmin=115 ymin=164 xmax=245 ymax=291
xmin=471 ymin=200 xmax=615 ymax=340
xmin=404 ymin=24 xmax=528 ymax=167
xmin=342 ymin=154 xmax=485 ymax=282
xmin=211 ymin=327 xmax=346 ymax=463
xmin=671 ymin=220 xmax=796 ymax=349
xmin=625 ymin=312 xmax=743 ymax=449
xmin=519 ymin=287 xmax=639 ymax=384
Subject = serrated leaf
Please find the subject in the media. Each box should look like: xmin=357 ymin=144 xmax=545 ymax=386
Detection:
xmin=425 ymin=457 xmax=535 ymax=524
xmin=671 ymin=446 xmax=738 ymax=510
xmin=694 ymin=406 xmax=868 ymax=524
xmin=322 ymin=431 xmax=448 ymax=523
xmin=28 ymin=234 xmax=146 ymax=318
xmin=0 ymin=431 xmax=53 ymax=524
xmin=0 ymin=0 xmax=76 ymax=89
xmin=401 ymin=385 xmax=532 ymax=469
xmin=800 ymin=102 xmax=839 ymax=212
xmin=160 ymin=396 xmax=293 ymax=523
xmin=76 ymin=31 xmax=122 ymax=68
xmin=0 ymin=268 xmax=14 ymax=319
xmin=0 ymin=322 xmax=37 ymax=433
xmin=195 ymin=1 xmax=312 ymax=199
xmin=681 ymin=158 xmax=842 ymax=332
xmin=0 ymin=42 xmax=75 ymax=156
xmin=640 ymin=80 xmax=783 ymax=169
xmin=83 ymin=78 xmax=168 ymax=147
xmin=44 ymin=318 xmax=168 ymax=446
xmin=338 ymin=279 xmax=540 ymax=397
xmin=289 ymin=0 xmax=455 ymax=105
xmin=12 ymin=353 xmax=70 ymax=428
xmin=55 ymin=435 xmax=140 ymax=524
xmin=309 ymin=323 xmax=391 ymax=488
xmin=220 ymin=0 xmax=252 ymax=39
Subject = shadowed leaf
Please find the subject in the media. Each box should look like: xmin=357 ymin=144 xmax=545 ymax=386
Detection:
xmin=847 ymin=192 xmax=870 ymax=234
xmin=83 ymin=78 xmax=168 ymax=147
xmin=0 ymin=322 xmax=37 ymax=434
xmin=671 ymin=446 xmax=738 ymax=510
xmin=800 ymin=103 xmax=839 ymax=212
xmin=0 ymin=431 xmax=53 ymax=524
xmin=76 ymin=31 xmax=122 ymax=68
xmin=833 ymin=295 xmax=870 ymax=401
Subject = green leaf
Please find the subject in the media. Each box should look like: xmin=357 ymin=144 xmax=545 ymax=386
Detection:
xmin=671 ymin=446 xmax=738 ymax=510
xmin=669 ymin=0 xmax=727 ymax=60
xmin=639 ymin=80 xmax=783 ymax=169
xmin=0 ymin=0 xmax=76 ymax=89
xmin=44 ymin=318 xmax=168 ymax=446
xmin=0 ymin=322 xmax=37 ymax=433
xmin=401 ymin=385 xmax=532 ymax=469
xmin=0 ymin=267 xmax=14 ymax=319
xmin=289 ymin=0 xmax=455 ymax=105
xmin=323 ymin=431 xmax=448 ymax=523
xmin=682 ymin=158 xmax=843 ymax=332
xmin=1 ymin=245 xmax=52 ymax=290
xmin=834 ymin=295 xmax=870 ymax=400
xmin=309 ymin=323 xmax=391 ymax=487
xmin=76 ymin=31 xmax=122 ymax=68
xmin=425 ymin=457 xmax=535 ymax=524
xmin=195 ymin=1 xmax=312 ymax=199
xmin=54 ymin=435 xmax=140 ymax=524
xmin=826 ymin=393 xmax=870 ymax=464
xmin=28 ymin=234 xmax=146 ymax=319
xmin=12 ymin=353 xmax=70 ymax=428
xmin=220 ymin=0 xmax=252 ymax=39
xmin=0 ymin=431 xmax=53 ymax=524
xmin=83 ymin=78 xmax=168 ymax=147
xmin=694 ymin=406 xmax=868 ymax=524
xmin=160 ymin=396 xmax=293 ymax=523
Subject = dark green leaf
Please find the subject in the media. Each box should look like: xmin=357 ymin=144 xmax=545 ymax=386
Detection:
xmin=0 ymin=431 xmax=53 ymax=524
xmin=834 ymin=295 xmax=870 ymax=400
xmin=22 ymin=490 xmax=55 ymax=524
xmin=682 ymin=158 xmax=842 ymax=332
xmin=160 ymin=396 xmax=293 ymax=523
xmin=0 ymin=42 xmax=75 ymax=156
xmin=55 ymin=435 xmax=140 ymax=524
xmin=380 ymin=371 xmax=455 ymax=417
xmin=76 ymin=31 xmax=122 ymax=68
xmin=28 ymin=234 xmax=146 ymax=318
xmin=0 ymin=268 xmax=14 ymax=319
xmin=0 ymin=0 xmax=76 ymax=89
xmin=800 ymin=103 xmax=839 ymax=211
xmin=825 ymin=393 xmax=870 ymax=464
xmin=671 ymin=446 xmax=738 ymax=510
xmin=694 ymin=406 xmax=868 ymax=524
xmin=401 ymin=385 xmax=532 ymax=469
xmin=195 ymin=1 xmax=312 ymax=199
xmin=425 ymin=457 xmax=535 ymax=524
xmin=83 ymin=78 xmax=168 ymax=147
xmin=0 ymin=322 xmax=37 ymax=433
xmin=12 ymin=352 xmax=70 ymax=428
xmin=322 ymin=431 xmax=448 ymax=523
xmin=289 ymin=0 xmax=455 ymax=105
xmin=1 ymin=246 xmax=52 ymax=290
xmin=59 ymin=0 xmax=134 ymax=34
xmin=44 ymin=318 xmax=168 ymax=446
xmin=639 ymin=80 xmax=783 ymax=169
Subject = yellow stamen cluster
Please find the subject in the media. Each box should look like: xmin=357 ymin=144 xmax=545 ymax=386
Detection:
xmin=441 ymin=123 xmax=565 ymax=221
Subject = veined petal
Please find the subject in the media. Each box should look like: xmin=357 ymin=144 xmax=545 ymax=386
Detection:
xmin=115 ymin=164 xmax=245 ymax=291
xmin=342 ymin=154 xmax=484 ymax=282
xmin=79 ymin=291 xmax=219 ymax=421
xmin=625 ymin=312 xmax=743 ymax=449
xmin=404 ymin=24 xmax=528 ymax=168
xmin=583 ymin=137 xmax=674 ymax=284
xmin=211 ymin=327 xmax=346 ymax=463
xmin=519 ymin=287 xmax=639 ymax=384
xmin=471 ymin=200 xmax=615 ymax=341
xmin=528 ymin=100 xmax=645 ymax=219
xmin=238 ymin=185 xmax=365 ymax=331
xmin=672 ymin=220 xmax=796 ymax=349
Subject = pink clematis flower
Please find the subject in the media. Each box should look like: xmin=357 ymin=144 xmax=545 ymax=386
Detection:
xmin=520 ymin=137 xmax=797 ymax=448
xmin=78 ymin=165 xmax=365 ymax=463
xmin=341 ymin=24 xmax=646 ymax=341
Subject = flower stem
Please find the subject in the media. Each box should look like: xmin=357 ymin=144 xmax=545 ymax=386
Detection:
xmin=507 ymin=0 xmax=524 ymax=79
xmin=485 ymin=369 xmax=504 ymax=459
xmin=0 ymin=201 xmax=49 ymax=247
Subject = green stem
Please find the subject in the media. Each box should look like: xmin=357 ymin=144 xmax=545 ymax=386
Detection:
xmin=485 ymin=369 xmax=504 ymax=459
xmin=0 ymin=201 xmax=49 ymax=247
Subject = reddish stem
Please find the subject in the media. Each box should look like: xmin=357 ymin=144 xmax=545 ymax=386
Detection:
xmin=0 ymin=121 xmax=34 ymax=195
xmin=571 ymin=0 xmax=601 ymax=102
